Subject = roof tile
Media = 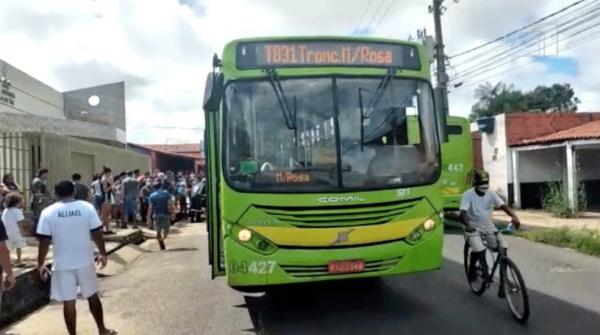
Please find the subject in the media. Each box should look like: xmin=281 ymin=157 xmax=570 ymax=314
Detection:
xmin=515 ymin=119 xmax=600 ymax=146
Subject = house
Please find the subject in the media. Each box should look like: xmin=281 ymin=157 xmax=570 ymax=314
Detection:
xmin=129 ymin=143 xmax=204 ymax=174
xmin=472 ymin=112 xmax=600 ymax=211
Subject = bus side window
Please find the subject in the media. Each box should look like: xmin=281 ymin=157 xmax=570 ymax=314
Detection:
xmin=447 ymin=125 xmax=463 ymax=136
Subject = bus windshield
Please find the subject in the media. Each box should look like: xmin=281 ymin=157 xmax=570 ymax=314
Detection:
xmin=224 ymin=77 xmax=439 ymax=193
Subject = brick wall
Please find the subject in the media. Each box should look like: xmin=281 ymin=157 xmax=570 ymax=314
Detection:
xmin=506 ymin=112 xmax=600 ymax=146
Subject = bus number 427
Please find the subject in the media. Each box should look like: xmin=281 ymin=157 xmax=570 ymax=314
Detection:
xmin=230 ymin=261 xmax=277 ymax=275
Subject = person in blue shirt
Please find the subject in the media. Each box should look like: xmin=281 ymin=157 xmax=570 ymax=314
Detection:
xmin=147 ymin=182 xmax=174 ymax=250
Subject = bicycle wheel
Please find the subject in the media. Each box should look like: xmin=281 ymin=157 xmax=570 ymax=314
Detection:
xmin=501 ymin=257 xmax=530 ymax=323
xmin=463 ymin=241 xmax=487 ymax=295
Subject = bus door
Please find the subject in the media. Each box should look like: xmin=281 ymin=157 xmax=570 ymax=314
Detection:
xmin=203 ymin=72 xmax=225 ymax=278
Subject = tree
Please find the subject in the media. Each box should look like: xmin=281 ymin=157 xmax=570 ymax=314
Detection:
xmin=470 ymin=82 xmax=527 ymax=121
xmin=470 ymin=82 xmax=580 ymax=120
xmin=525 ymin=83 xmax=580 ymax=112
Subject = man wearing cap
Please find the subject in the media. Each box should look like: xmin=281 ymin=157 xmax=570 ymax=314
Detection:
xmin=460 ymin=170 xmax=521 ymax=282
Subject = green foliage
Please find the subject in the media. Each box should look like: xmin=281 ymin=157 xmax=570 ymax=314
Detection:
xmin=541 ymin=181 xmax=587 ymax=218
xmin=518 ymin=228 xmax=600 ymax=257
xmin=470 ymin=82 xmax=526 ymax=121
xmin=470 ymin=82 xmax=580 ymax=120
xmin=542 ymin=182 xmax=571 ymax=218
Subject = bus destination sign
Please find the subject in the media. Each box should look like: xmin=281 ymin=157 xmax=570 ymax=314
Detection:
xmin=236 ymin=41 xmax=421 ymax=70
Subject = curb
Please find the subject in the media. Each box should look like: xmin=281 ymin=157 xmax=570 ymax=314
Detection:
xmin=0 ymin=229 xmax=144 ymax=327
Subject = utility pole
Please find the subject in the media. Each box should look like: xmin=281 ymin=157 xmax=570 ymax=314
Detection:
xmin=431 ymin=0 xmax=449 ymax=115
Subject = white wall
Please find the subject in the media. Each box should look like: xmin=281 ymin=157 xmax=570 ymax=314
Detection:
xmin=517 ymin=147 xmax=565 ymax=183
xmin=0 ymin=59 xmax=65 ymax=119
xmin=481 ymin=114 xmax=509 ymax=197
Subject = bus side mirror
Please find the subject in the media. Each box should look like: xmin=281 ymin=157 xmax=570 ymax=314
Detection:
xmin=434 ymin=87 xmax=449 ymax=143
xmin=203 ymin=72 xmax=224 ymax=112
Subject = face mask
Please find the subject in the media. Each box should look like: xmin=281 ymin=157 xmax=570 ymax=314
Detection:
xmin=476 ymin=185 xmax=490 ymax=192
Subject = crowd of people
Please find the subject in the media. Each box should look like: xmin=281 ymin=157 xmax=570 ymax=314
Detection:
xmin=88 ymin=168 xmax=206 ymax=233
xmin=0 ymin=167 xmax=207 ymax=335
xmin=0 ymin=167 xmax=206 ymax=267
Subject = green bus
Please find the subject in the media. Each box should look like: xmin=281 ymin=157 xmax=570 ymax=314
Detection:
xmin=441 ymin=116 xmax=473 ymax=210
xmin=203 ymin=37 xmax=447 ymax=289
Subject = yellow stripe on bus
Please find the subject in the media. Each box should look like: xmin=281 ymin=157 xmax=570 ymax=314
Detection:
xmin=250 ymin=217 xmax=427 ymax=247
xmin=441 ymin=187 xmax=460 ymax=195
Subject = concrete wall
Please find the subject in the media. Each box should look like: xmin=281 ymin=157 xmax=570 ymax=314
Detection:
xmin=0 ymin=59 xmax=64 ymax=119
xmin=63 ymin=82 xmax=126 ymax=130
xmin=41 ymin=133 xmax=150 ymax=187
xmin=481 ymin=114 xmax=509 ymax=197
xmin=0 ymin=60 xmax=127 ymax=144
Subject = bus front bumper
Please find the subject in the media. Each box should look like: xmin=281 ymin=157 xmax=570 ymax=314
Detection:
xmin=225 ymin=223 xmax=443 ymax=287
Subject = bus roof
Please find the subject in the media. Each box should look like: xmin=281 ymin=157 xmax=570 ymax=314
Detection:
xmin=223 ymin=36 xmax=425 ymax=49
xmin=446 ymin=116 xmax=470 ymax=128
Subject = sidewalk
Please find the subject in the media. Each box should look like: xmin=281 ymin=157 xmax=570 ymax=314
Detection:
xmin=9 ymin=226 xmax=139 ymax=277
xmin=0 ymin=222 xmax=144 ymax=326
xmin=493 ymin=209 xmax=600 ymax=231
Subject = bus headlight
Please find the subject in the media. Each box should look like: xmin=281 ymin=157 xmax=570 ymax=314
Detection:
xmin=229 ymin=224 xmax=278 ymax=255
xmin=423 ymin=219 xmax=436 ymax=231
xmin=238 ymin=229 xmax=252 ymax=242
xmin=406 ymin=217 xmax=438 ymax=245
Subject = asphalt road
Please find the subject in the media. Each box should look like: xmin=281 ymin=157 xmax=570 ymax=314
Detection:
xmin=4 ymin=222 xmax=600 ymax=335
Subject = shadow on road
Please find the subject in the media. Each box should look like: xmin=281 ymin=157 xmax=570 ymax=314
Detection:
xmin=243 ymin=259 xmax=600 ymax=335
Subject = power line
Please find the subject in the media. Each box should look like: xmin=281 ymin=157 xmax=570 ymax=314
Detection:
xmin=373 ymin=0 xmax=398 ymax=32
xmin=450 ymin=8 xmax=600 ymax=84
xmin=453 ymin=14 xmax=600 ymax=85
xmin=449 ymin=0 xmax=589 ymax=59
xmin=364 ymin=0 xmax=387 ymax=32
xmin=566 ymin=23 xmax=600 ymax=47
xmin=451 ymin=0 xmax=600 ymax=73
xmin=353 ymin=0 xmax=375 ymax=34
xmin=451 ymin=23 xmax=600 ymax=92
xmin=451 ymin=0 xmax=600 ymax=72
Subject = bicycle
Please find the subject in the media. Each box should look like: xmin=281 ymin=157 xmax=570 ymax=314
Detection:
xmin=463 ymin=229 xmax=530 ymax=323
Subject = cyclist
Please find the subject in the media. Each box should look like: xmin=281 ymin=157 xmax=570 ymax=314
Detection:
xmin=460 ymin=170 xmax=521 ymax=282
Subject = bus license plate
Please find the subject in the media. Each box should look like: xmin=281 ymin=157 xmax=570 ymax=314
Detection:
xmin=328 ymin=260 xmax=365 ymax=274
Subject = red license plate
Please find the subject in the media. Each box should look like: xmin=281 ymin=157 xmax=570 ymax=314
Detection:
xmin=327 ymin=260 xmax=365 ymax=274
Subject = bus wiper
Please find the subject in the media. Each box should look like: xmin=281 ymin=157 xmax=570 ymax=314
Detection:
xmin=365 ymin=67 xmax=396 ymax=118
xmin=265 ymin=68 xmax=297 ymax=130
xmin=359 ymin=67 xmax=396 ymax=151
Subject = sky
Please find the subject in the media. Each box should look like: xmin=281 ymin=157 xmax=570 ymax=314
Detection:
xmin=0 ymin=0 xmax=599 ymax=144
